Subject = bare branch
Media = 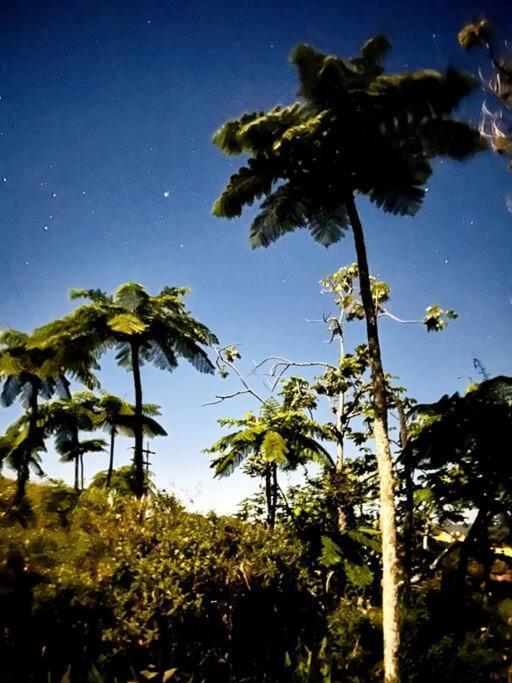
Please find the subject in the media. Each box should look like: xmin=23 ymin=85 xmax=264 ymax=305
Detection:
xmin=252 ymin=356 xmax=336 ymax=392
xmin=202 ymin=389 xmax=254 ymax=406
xmin=380 ymin=309 xmax=421 ymax=325
xmin=206 ymin=345 xmax=265 ymax=406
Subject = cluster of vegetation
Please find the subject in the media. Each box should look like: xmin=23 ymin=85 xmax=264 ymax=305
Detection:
xmin=1 ymin=24 xmax=511 ymax=683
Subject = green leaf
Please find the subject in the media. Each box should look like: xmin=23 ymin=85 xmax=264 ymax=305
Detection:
xmin=347 ymin=529 xmax=381 ymax=553
xmin=108 ymin=314 xmax=148 ymax=335
xmin=343 ymin=559 xmax=373 ymax=588
xmin=320 ymin=535 xmax=342 ymax=567
xmin=261 ymin=431 xmax=288 ymax=464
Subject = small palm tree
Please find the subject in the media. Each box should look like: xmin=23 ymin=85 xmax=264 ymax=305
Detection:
xmin=78 ymin=392 xmax=167 ymax=488
xmin=212 ymin=36 xmax=483 ymax=679
xmin=41 ymin=395 xmax=106 ymax=490
xmin=68 ymin=283 xmax=217 ymax=497
xmin=0 ymin=413 xmax=46 ymax=504
xmin=205 ymin=399 xmax=332 ymax=528
xmin=59 ymin=438 xmax=106 ymax=490
xmin=2 ymin=316 xmax=104 ymax=493
xmin=0 ymin=330 xmax=61 ymax=502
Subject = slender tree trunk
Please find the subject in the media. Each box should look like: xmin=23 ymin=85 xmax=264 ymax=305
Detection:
xmin=270 ymin=462 xmax=278 ymax=529
xmin=16 ymin=383 xmax=39 ymax=504
xmin=74 ymin=455 xmax=79 ymax=492
xmin=80 ymin=453 xmax=84 ymax=490
xmin=334 ymin=315 xmax=350 ymax=533
xmin=397 ymin=400 xmax=414 ymax=606
xmin=264 ymin=465 xmax=273 ymax=529
xmin=60 ymin=375 xmax=81 ymax=493
xmin=106 ymin=427 xmax=116 ymax=488
xmin=131 ymin=342 xmax=145 ymax=498
xmin=345 ymin=192 xmax=400 ymax=683
xmin=15 ymin=463 xmax=29 ymax=502
xmin=335 ymin=320 xmax=345 ymax=472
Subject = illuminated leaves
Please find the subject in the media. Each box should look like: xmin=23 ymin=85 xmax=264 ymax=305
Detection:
xmin=108 ymin=314 xmax=148 ymax=335
xmin=423 ymin=306 xmax=458 ymax=332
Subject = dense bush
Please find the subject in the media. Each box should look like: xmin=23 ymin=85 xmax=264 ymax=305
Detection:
xmin=0 ymin=478 xmax=323 ymax=681
xmin=1 ymin=474 xmax=511 ymax=682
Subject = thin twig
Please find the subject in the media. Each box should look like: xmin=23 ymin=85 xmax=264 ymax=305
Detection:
xmin=380 ymin=309 xmax=421 ymax=325
xmin=253 ymin=356 xmax=335 ymax=392
xmin=202 ymin=389 xmax=253 ymax=406
xmin=204 ymin=346 xmax=265 ymax=406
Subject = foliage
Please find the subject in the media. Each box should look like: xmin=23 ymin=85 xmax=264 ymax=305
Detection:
xmin=213 ymin=36 xmax=482 ymax=248
xmin=0 ymin=483 xmax=320 ymax=682
xmin=459 ymin=19 xmax=512 ymax=164
xmin=206 ymin=398 xmax=332 ymax=478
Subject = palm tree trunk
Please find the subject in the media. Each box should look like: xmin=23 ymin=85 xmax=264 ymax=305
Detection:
xmin=80 ymin=453 xmax=84 ymax=490
xmin=74 ymin=455 xmax=79 ymax=492
xmin=60 ymin=375 xmax=81 ymax=493
xmin=131 ymin=341 xmax=145 ymax=498
xmin=345 ymin=192 xmax=400 ymax=683
xmin=16 ymin=382 xmax=39 ymax=504
xmin=15 ymin=463 xmax=29 ymax=502
xmin=106 ymin=427 xmax=116 ymax=488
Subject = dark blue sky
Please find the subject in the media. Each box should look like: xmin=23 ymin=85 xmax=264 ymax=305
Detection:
xmin=1 ymin=0 xmax=511 ymax=511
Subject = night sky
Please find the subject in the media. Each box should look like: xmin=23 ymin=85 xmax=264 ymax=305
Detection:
xmin=1 ymin=0 xmax=511 ymax=512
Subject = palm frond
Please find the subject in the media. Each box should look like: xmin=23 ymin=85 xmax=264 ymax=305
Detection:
xmin=1 ymin=375 xmax=22 ymax=407
xmin=69 ymin=288 xmax=109 ymax=302
xmin=170 ymin=337 xmax=214 ymax=374
xmin=419 ymin=119 xmax=485 ymax=160
xmin=289 ymin=43 xmax=327 ymax=100
xmin=212 ymin=112 xmax=266 ymax=155
xmin=115 ymin=342 xmax=133 ymax=370
xmin=213 ymin=156 xmax=278 ymax=219
xmin=113 ymin=282 xmax=149 ymax=312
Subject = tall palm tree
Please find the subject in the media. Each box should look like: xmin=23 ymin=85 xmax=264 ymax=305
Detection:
xmin=211 ymin=36 xmax=483 ymax=680
xmin=68 ymin=283 xmax=217 ymax=497
xmin=205 ymin=399 xmax=333 ymax=528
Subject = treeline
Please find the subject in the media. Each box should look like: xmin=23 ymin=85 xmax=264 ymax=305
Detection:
xmin=0 ymin=283 xmax=216 ymax=508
